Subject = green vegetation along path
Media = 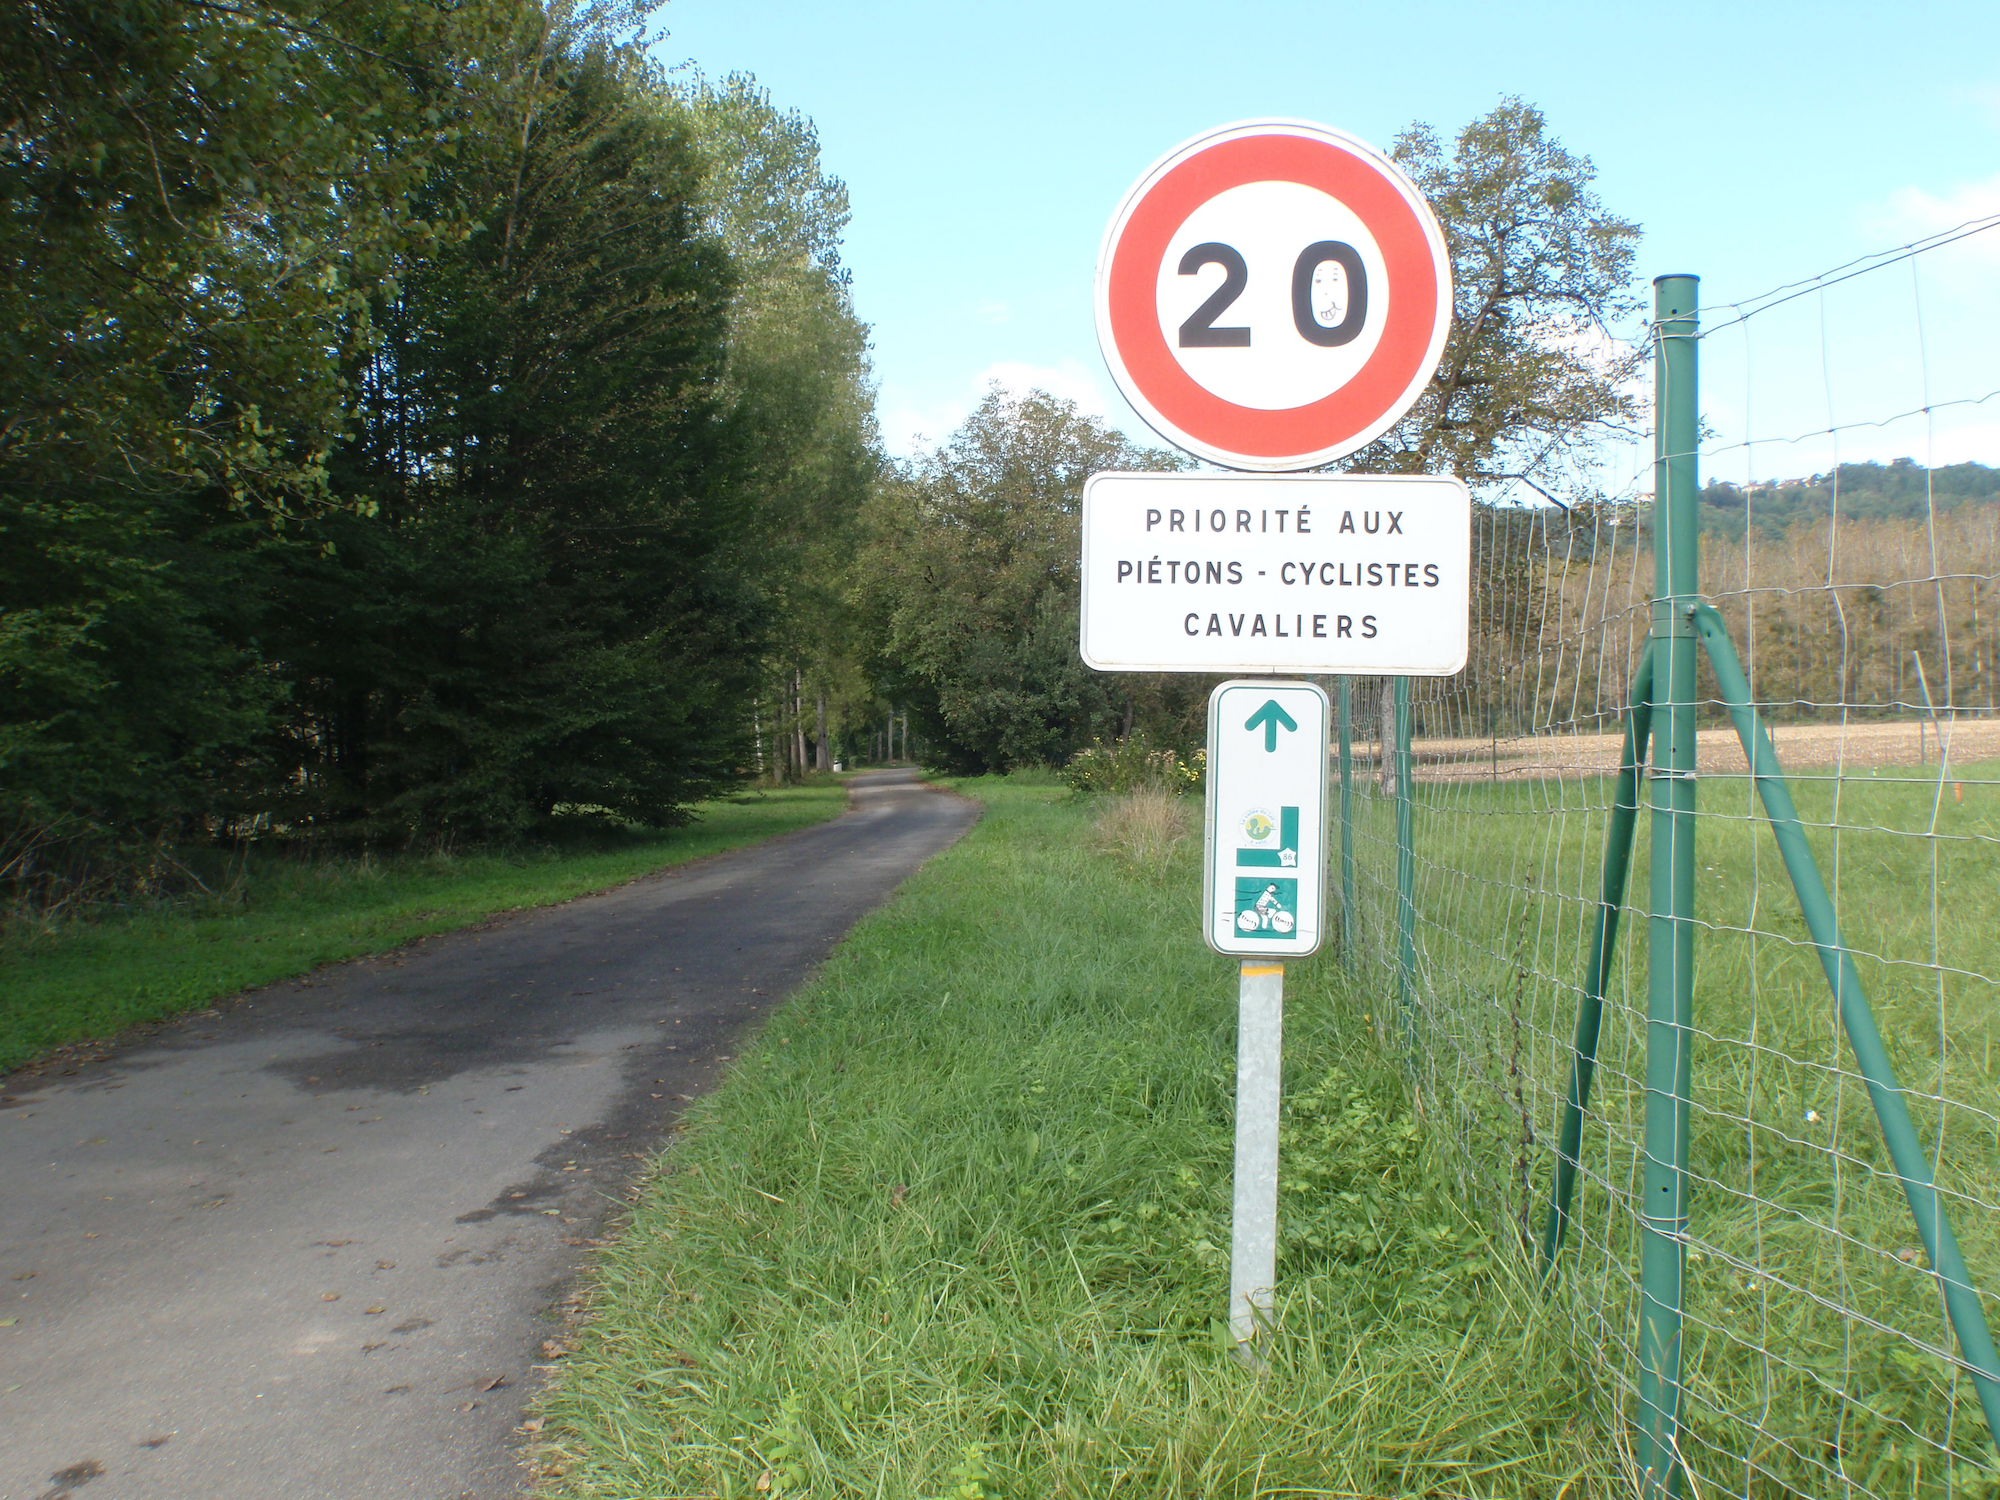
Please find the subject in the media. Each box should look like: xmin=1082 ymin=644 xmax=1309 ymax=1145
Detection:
xmin=0 ymin=771 xmax=975 ymax=1500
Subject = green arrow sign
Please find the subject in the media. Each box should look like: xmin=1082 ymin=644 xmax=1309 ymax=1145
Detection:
xmin=1244 ymin=699 xmax=1299 ymax=752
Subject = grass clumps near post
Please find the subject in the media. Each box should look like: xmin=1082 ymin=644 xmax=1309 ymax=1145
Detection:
xmin=532 ymin=777 xmax=1623 ymax=1498
xmin=1064 ymin=737 xmax=1203 ymax=872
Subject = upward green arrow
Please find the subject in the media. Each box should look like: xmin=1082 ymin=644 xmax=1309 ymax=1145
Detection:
xmin=1244 ymin=699 xmax=1299 ymax=752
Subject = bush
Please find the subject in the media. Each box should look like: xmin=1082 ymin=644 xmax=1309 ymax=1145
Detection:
xmin=1060 ymin=736 xmax=1204 ymax=796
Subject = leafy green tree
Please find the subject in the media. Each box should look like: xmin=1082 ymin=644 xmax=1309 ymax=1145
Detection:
xmin=1360 ymin=99 xmax=1644 ymax=769
xmin=264 ymin=23 xmax=748 ymax=838
xmin=862 ymin=389 xmax=1192 ymax=775
xmin=674 ymin=73 xmax=878 ymax=779
xmin=1365 ymin=96 xmax=1643 ymax=488
xmin=0 ymin=0 xmax=476 ymax=886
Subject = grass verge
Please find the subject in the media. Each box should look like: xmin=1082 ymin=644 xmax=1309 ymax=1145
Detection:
xmin=531 ymin=777 xmax=1622 ymax=1498
xmin=0 ymin=783 xmax=848 ymax=1076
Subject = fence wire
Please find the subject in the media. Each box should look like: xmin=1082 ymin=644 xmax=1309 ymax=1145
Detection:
xmin=1340 ymin=222 xmax=2000 ymax=1496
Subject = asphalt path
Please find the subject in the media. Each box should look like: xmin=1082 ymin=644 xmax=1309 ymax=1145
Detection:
xmin=0 ymin=771 xmax=975 ymax=1500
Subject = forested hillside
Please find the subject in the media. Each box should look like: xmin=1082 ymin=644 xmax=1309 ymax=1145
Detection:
xmin=2 ymin=1 xmax=873 ymax=901
xmin=1421 ymin=461 xmax=2000 ymax=740
xmin=1702 ymin=458 xmax=2000 ymax=537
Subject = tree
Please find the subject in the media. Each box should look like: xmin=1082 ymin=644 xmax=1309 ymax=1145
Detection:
xmin=0 ymin=0 xmax=479 ymax=887
xmin=1354 ymin=99 xmax=1643 ymax=778
xmin=861 ymin=389 xmax=1194 ymax=775
xmin=1360 ymin=97 xmax=1642 ymax=489
xmin=673 ymin=72 xmax=878 ymax=780
xmin=260 ymin=22 xmax=750 ymax=839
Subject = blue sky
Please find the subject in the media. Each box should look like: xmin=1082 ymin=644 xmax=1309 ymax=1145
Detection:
xmin=652 ymin=0 xmax=2000 ymax=488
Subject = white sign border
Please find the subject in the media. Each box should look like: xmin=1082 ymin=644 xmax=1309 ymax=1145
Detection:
xmin=1079 ymin=471 xmax=1472 ymax=676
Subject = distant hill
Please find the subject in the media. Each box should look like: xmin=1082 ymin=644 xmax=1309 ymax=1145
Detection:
xmin=1700 ymin=458 xmax=2000 ymax=538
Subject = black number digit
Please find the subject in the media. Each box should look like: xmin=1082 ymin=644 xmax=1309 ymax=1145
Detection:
xmin=1176 ymin=242 xmax=1251 ymax=347
xmin=1291 ymin=241 xmax=1367 ymax=347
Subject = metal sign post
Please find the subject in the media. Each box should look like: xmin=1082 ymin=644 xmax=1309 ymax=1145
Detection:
xmin=1232 ymin=958 xmax=1285 ymax=1354
xmin=1205 ymin=680 xmax=1328 ymax=1354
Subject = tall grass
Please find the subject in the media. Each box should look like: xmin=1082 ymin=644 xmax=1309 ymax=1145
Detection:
xmin=533 ymin=779 xmax=1627 ymax=1498
xmin=1344 ymin=756 xmax=2000 ymax=1495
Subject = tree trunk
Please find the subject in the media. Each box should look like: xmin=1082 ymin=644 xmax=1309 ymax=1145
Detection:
xmin=792 ymin=671 xmax=808 ymax=778
xmin=815 ymin=691 xmax=830 ymax=772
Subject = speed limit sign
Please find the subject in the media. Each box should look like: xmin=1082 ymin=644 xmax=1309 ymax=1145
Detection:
xmin=1095 ymin=119 xmax=1452 ymax=472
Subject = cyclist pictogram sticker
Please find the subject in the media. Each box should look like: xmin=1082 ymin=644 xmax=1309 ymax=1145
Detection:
xmin=1095 ymin=119 xmax=1452 ymax=472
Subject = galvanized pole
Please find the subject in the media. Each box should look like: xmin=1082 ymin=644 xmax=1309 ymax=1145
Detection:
xmin=1230 ymin=960 xmax=1285 ymax=1359
xmin=1338 ymin=677 xmax=1355 ymax=969
xmin=1394 ymin=676 xmax=1417 ymax=1030
xmin=1638 ymin=273 xmax=1700 ymax=1497
xmin=1912 ymin=650 xmax=1941 ymax=763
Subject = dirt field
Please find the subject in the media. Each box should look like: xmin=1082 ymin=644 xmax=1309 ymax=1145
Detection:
xmin=1389 ymin=716 xmax=2000 ymax=783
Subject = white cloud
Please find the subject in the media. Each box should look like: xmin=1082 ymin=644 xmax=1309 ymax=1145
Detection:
xmin=977 ymin=358 xmax=1117 ymax=416
xmin=878 ymin=358 xmax=1136 ymax=457
xmin=1872 ymin=172 xmax=2000 ymax=259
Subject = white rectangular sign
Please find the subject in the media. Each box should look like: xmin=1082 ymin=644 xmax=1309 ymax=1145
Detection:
xmin=1204 ymin=680 xmax=1329 ymax=957
xmin=1080 ymin=472 xmax=1471 ymax=675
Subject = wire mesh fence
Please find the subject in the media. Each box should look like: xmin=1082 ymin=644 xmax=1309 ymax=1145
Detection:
xmin=1337 ymin=223 xmax=2000 ymax=1496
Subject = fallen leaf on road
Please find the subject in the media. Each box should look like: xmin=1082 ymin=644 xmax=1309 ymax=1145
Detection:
xmin=365 ymin=1305 xmax=387 ymax=1315
xmin=476 ymin=1375 xmax=508 ymax=1392
xmin=321 ymin=1293 xmax=340 ymax=1302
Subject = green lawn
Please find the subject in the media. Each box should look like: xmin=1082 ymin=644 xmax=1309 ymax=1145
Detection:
xmin=532 ymin=764 xmax=2000 ymax=1498
xmin=530 ymin=778 xmax=1621 ymax=1499
xmin=1342 ymin=755 xmax=2000 ymax=1496
xmin=0 ymin=783 xmax=848 ymax=1075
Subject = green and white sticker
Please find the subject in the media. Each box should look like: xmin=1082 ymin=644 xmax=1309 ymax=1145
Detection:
xmin=1203 ymin=680 xmax=1329 ymax=956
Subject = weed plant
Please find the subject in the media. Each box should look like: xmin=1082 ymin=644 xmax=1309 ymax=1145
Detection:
xmin=533 ymin=779 xmax=1625 ymax=1498
xmin=0 ymin=784 xmax=846 ymax=1074
xmin=1091 ymin=786 xmax=1193 ymax=871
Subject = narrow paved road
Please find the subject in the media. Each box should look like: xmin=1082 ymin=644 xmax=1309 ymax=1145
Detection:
xmin=0 ymin=772 xmax=975 ymax=1500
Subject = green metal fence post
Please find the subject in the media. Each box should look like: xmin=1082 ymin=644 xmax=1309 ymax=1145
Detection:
xmin=1338 ymin=676 xmax=1355 ymax=970
xmin=1638 ymin=273 xmax=1700 ymax=1498
xmin=1394 ymin=676 xmax=1416 ymax=1033
xmin=1541 ymin=650 xmax=1655 ymax=1275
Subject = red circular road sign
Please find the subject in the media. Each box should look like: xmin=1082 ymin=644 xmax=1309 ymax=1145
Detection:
xmin=1096 ymin=120 xmax=1452 ymax=472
